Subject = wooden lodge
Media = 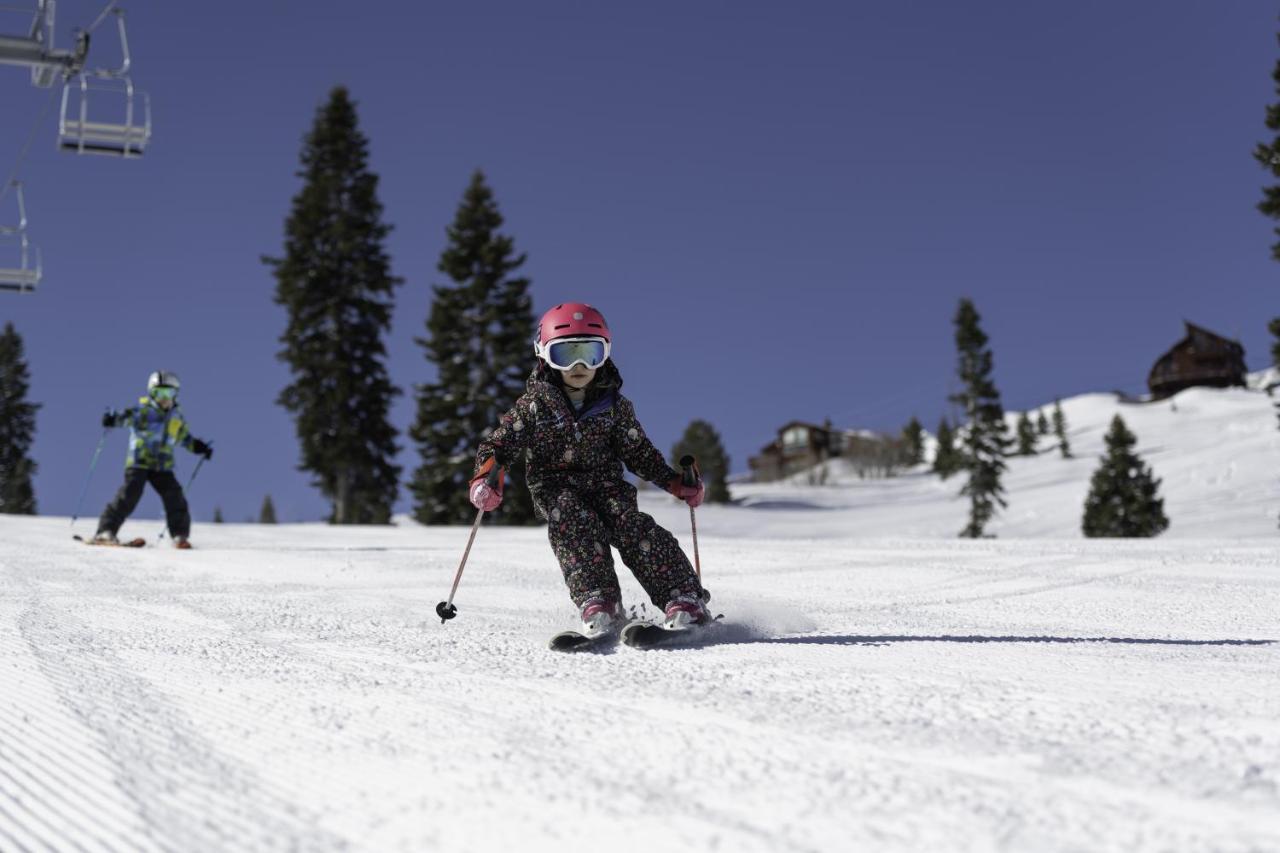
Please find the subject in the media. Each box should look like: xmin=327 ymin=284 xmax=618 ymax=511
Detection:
xmin=747 ymin=421 xmax=843 ymax=482
xmin=1147 ymin=322 xmax=1246 ymax=400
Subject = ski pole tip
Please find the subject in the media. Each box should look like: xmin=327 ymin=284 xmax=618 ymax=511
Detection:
xmin=436 ymin=601 xmax=458 ymax=623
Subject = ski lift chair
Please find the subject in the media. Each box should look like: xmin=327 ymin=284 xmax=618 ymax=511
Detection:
xmin=57 ymin=7 xmax=150 ymax=157
xmin=59 ymin=73 xmax=150 ymax=156
xmin=0 ymin=183 xmax=41 ymax=293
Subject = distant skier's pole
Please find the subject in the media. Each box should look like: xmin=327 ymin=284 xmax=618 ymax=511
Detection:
xmin=679 ymin=455 xmax=702 ymax=581
xmin=157 ymin=455 xmax=207 ymax=542
xmin=437 ymin=465 xmax=503 ymax=624
xmin=71 ymin=427 xmax=110 ymax=527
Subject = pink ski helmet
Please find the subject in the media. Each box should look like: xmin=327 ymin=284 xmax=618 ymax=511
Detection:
xmin=534 ymin=303 xmax=612 ymax=370
xmin=535 ymin=302 xmax=610 ymax=346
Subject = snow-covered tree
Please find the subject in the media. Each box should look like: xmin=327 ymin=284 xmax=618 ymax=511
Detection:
xmin=1036 ymin=410 xmax=1050 ymax=436
xmin=1082 ymin=415 xmax=1168 ymax=538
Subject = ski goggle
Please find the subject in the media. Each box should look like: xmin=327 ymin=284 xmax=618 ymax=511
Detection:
xmin=536 ymin=336 xmax=610 ymax=370
xmin=151 ymin=386 xmax=178 ymax=401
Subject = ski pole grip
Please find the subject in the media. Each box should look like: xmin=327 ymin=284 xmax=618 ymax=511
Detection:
xmin=485 ymin=465 xmax=502 ymax=489
xmin=679 ymin=455 xmax=698 ymax=487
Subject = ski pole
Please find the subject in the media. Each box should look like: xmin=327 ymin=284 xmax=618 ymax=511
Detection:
xmin=436 ymin=464 xmax=503 ymax=624
xmin=679 ymin=454 xmax=703 ymax=582
xmin=158 ymin=454 xmax=207 ymax=542
xmin=71 ymin=427 xmax=110 ymax=527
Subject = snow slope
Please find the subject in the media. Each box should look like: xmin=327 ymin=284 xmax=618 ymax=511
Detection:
xmin=0 ymin=384 xmax=1277 ymax=852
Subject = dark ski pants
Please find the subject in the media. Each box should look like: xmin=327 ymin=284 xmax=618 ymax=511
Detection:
xmin=542 ymin=480 xmax=703 ymax=610
xmin=98 ymin=468 xmax=190 ymax=539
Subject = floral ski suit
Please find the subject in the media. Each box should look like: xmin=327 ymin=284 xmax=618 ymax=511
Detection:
xmin=475 ymin=363 xmax=704 ymax=610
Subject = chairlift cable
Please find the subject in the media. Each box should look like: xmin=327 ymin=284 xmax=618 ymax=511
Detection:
xmin=0 ymin=84 xmax=58 ymax=205
xmin=84 ymin=0 xmax=119 ymax=35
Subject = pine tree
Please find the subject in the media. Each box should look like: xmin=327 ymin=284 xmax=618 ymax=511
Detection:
xmin=1082 ymin=415 xmax=1169 ymax=537
xmin=1036 ymin=410 xmax=1050 ymax=436
xmin=213 ymin=507 xmax=224 ymax=523
xmin=1052 ymin=399 xmax=1071 ymax=458
xmin=1015 ymin=411 xmax=1037 ymax=456
xmin=901 ymin=416 xmax=925 ymax=467
xmin=932 ymin=417 xmax=961 ymax=479
xmin=949 ymin=299 xmax=1010 ymax=538
xmin=265 ymin=87 xmax=402 ymax=525
xmin=409 ymin=171 xmax=538 ymax=525
xmin=670 ymin=420 xmax=732 ymax=504
xmin=0 ymin=323 xmax=39 ymax=514
xmin=1254 ymin=24 xmax=1280 ymax=261
xmin=259 ymin=495 xmax=278 ymax=524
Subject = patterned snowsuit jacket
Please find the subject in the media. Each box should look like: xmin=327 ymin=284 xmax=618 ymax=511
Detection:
xmin=110 ymin=396 xmax=199 ymax=471
xmin=475 ymin=362 xmax=678 ymax=514
xmin=475 ymin=362 xmax=703 ymax=608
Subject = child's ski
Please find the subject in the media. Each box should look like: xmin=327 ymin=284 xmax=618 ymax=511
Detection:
xmin=73 ymin=534 xmax=147 ymax=548
xmin=548 ymin=617 xmax=652 ymax=652
xmin=621 ymin=620 xmax=714 ymax=650
xmin=548 ymin=629 xmax=610 ymax=652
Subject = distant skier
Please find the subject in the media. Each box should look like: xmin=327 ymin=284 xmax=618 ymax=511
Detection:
xmin=92 ymin=370 xmax=213 ymax=549
xmin=468 ymin=302 xmax=708 ymax=636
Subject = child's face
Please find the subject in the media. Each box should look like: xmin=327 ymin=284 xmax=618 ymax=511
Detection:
xmin=560 ymin=364 xmax=596 ymax=390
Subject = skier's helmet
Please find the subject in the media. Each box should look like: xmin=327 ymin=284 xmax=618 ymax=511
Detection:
xmin=147 ymin=370 xmax=180 ymax=397
xmin=534 ymin=303 xmax=611 ymax=370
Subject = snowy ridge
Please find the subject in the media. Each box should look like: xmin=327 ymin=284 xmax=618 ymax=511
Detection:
xmin=684 ymin=385 xmax=1280 ymax=540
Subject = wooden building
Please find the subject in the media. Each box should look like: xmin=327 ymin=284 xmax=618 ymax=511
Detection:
xmin=1148 ymin=322 xmax=1246 ymax=399
xmin=748 ymin=421 xmax=842 ymax=482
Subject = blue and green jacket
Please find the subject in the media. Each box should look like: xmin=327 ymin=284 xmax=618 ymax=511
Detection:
xmin=107 ymin=396 xmax=199 ymax=471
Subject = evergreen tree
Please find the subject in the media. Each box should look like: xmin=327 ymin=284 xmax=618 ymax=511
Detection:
xmin=265 ymin=87 xmax=402 ymax=524
xmin=409 ymin=171 xmax=537 ymax=525
xmin=1082 ymin=415 xmax=1169 ymax=537
xmin=1052 ymin=399 xmax=1071 ymax=458
xmin=213 ymin=507 xmax=224 ymax=523
xmin=1254 ymin=23 xmax=1280 ymax=262
xmin=670 ymin=420 xmax=732 ymax=504
xmin=900 ymin=416 xmax=925 ymax=467
xmin=932 ymin=417 xmax=961 ymax=479
xmin=0 ymin=323 xmax=38 ymax=514
xmin=949 ymin=299 xmax=1010 ymax=538
xmin=1036 ymin=410 xmax=1050 ymax=436
xmin=1015 ymin=411 xmax=1037 ymax=456
xmin=259 ymin=495 xmax=278 ymax=524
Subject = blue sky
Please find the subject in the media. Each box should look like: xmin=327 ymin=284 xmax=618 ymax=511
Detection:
xmin=1 ymin=1 xmax=1276 ymax=524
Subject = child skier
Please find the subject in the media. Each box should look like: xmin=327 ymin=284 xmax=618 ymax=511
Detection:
xmin=93 ymin=370 xmax=213 ymax=549
xmin=468 ymin=302 xmax=708 ymax=635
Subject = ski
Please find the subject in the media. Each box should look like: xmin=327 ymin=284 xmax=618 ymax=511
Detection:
xmin=548 ymin=629 xmax=611 ymax=652
xmin=548 ymin=620 xmax=640 ymax=652
xmin=621 ymin=620 xmax=713 ymax=650
xmin=74 ymin=534 xmax=147 ymax=548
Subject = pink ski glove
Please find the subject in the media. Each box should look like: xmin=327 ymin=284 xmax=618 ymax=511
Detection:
xmin=666 ymin=477 xmax=705 ymax=509
xmin=469 ymin=480 xmax=502 ymax=512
